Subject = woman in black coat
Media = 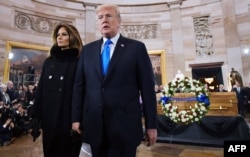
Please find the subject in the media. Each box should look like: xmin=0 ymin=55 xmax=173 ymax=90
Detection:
xmin=31 ymin=22 xmax=83 ymax=157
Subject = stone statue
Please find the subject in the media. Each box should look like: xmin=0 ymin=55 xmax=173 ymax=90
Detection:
xmin=175 ymin=70 xmax=184 ymax=80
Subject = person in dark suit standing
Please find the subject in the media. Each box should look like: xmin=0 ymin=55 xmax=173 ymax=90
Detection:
xmin=245 ymin=81 xmax=250 ymax=114
xmin=71 ymin=4 xmax=157 ymax=157
xmin=27 ymin=64 xmax=35 ymax=83
xmin=31 ymin=22 xmax=83 ymax=157
xmin=232 ymin=80 xmax=246 ymax=117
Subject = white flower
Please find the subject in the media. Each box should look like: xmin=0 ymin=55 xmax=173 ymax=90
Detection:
xmin=194 ymin=118 xmax=199 ymax=121
xmin=196 ymin=87 xmax=202 ymax=91
xmin=200 ymin=106 xmax=206 ymax=111
xmin=172 ymin=112 xmax=177 ymax=118
xmin=191 ymin=86 xmax=196 ymax=91
xmin=181 ymin=118 xmax=186 ymax=123
xmin=165 ymin=103 xmax=171 ymax=108
xmin=180 ymin=110 xmax=187 ymax=115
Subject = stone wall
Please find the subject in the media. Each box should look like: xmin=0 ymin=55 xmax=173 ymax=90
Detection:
xmin=0 ymin=0 xmax=85 ymax=82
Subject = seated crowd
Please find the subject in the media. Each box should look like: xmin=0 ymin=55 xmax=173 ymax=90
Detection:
xmin=0 ymin=80 xmax=36 ymax=146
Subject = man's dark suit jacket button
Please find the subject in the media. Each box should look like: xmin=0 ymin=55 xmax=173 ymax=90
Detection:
xmin=58 ymin=88 xmax=62 ymax=92
xmin=102 ymin=88 xmax=104 ymax=92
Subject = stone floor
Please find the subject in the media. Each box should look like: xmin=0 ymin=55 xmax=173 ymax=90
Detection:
xmin=0 ymin=114 xmax=249 ymax=157
xmin=0 ymin=133 xmax=224 ymax=157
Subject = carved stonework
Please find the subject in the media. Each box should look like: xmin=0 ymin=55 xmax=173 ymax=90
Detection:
xmin=120 ymin=24 xmax=157 ymax=39
xmin=193 ymin=16 xmax=214 ymax=57
xmin=14 ymin=10 xmax=72 ymax=34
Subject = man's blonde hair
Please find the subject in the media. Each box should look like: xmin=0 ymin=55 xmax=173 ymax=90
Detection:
xmin=96 ymin=4 xmax=121 ymax=20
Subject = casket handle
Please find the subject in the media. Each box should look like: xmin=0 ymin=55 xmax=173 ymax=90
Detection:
xmin=210 ymin=106 xmax=228 ymax=110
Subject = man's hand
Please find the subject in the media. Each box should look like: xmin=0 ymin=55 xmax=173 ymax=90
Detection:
xmin=72 ymin=122 xmax=81 ymax=135
xmin=145 ymin=128 xmax=157 ymax=146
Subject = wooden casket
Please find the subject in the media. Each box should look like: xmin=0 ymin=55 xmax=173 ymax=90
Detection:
xmin=157 ymin=92 xmax=238 ymax=117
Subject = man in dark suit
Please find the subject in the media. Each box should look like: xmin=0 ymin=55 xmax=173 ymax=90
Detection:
xmin=71 ymin=4 xmax=157 ymax=157
xmin=27 ymin=64 xmax=35 ymax=83
xmin=245 ymin=81 xmax=250 ymax=114
xmin=232 ymin=80 xmax=246 ymax=117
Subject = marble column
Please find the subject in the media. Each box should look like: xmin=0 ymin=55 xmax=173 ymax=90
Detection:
xmin=167 ymin=0 xmax=185 ymax=78
xmin=85 ymin=4 xmax=97 ymax=44
xmin=221 ymin=0 xmax=244 ymax=87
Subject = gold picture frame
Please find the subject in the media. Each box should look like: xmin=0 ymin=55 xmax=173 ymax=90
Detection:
xmin=4 ymin=41 xmax=50 ymax=85
xmin=148 ymin=50 xmax=166 ymax=86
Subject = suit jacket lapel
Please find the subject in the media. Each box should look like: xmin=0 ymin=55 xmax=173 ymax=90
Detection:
xmin=105 ymin=36 xmax=126 ymax=78
xmin=94 ymin=39 xmax=104 ymax=79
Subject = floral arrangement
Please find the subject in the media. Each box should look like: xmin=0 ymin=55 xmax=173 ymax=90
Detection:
xmin=160 ymin=76 xmax=210 ymax=125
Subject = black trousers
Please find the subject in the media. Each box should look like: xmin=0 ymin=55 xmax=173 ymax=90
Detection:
xmin=91 ymin=144 xmax=137 ymax=157
xmin=90 ymin=125 xmax=137 ymax=157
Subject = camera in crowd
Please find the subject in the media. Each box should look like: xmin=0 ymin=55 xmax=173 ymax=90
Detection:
xmin=1 ymin=103 xmax=17 ymax=122
xmin=1 ymin=99 xmax=32 ymax=138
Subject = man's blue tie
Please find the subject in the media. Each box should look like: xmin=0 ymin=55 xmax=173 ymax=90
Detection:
xmin=101 ymin=39 xmax=112 ymax=76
